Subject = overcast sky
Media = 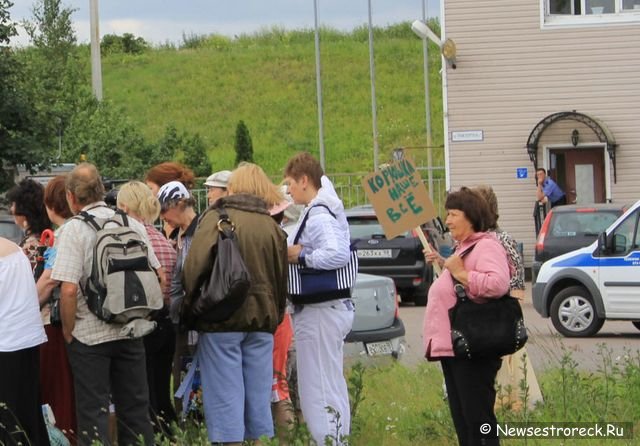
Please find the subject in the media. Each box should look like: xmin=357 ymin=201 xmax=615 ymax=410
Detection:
xmin=10 ymin=0 xmax=440 ymax=46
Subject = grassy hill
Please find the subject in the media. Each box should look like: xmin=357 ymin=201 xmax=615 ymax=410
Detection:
xmin=101 ymin=23 xmax=444 ymax=176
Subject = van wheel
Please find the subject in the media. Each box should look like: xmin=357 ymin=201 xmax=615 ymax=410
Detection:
xmin=632 ymin=322 xmax=640 ymax=331
xmin=550 ymin=286 xmax=604 ymax=337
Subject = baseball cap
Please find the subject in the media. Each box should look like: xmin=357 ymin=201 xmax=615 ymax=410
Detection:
xmin=204 ymin=170 xmax=232 ymax=189
xmin=157 ymin=180 xmax=190 ymax=207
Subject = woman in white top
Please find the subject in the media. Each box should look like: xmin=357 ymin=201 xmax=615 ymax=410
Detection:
xmin=0 ymin=237 xmax=49 ymax=445
xmin=284 ymin=152 xmax=354 ymax=445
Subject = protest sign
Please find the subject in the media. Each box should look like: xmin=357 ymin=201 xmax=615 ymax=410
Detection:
xmin=362 ymin=158 xmax=436 ymax=239
xmin=362 ymin=158 xmax=441 ymax=275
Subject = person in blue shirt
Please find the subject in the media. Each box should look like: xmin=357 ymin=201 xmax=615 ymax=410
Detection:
xmin=536 ymin=168 xmax=566 ymax=208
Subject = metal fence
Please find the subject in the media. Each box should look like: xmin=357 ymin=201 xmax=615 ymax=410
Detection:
xmin=191 ymin=166 xmax=447 ymax=216
xmin=326 ymin=167 xmax=447 ymax=213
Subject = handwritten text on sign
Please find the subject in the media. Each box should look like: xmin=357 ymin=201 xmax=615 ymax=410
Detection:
xmin=362 ymin=158 xmax=436 ymax=239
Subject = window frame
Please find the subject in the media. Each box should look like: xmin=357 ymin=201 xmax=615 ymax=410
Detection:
xmin=542 ymin=0 xmax=640 ymax=28
xmin=609 ymin=210 xmax=640 ymax=255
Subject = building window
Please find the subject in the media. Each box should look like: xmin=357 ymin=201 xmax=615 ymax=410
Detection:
xmin=549 ymin=0 xmax=581 ymax=14
xmin=586 ymin=0 xmax=615 ymax=14
xmin=622 ymin=0 xmax=640 ymax=10
xmin=544 ymin=0 xmax=640 ymax=26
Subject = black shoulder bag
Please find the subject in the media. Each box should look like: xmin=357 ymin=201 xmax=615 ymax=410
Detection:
xmin=448 ymin=245 xmax=528 ymax=359
xmin=192 ymin=207 xmax=251 ymax=323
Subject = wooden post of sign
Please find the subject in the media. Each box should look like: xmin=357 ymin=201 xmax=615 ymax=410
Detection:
xmin=415 ymin=226 xmax=442 ymax=277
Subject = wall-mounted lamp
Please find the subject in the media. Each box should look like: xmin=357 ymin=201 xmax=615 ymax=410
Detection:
xmin=571 ymin=129 xmax=579 ymax=147
xmin=411 ymin=20 xmax=441 ymax=45
xmin=441 ymin=39 xmax=457 ymax=69
xmin=411 ymin=20 xmax=457 ymax=69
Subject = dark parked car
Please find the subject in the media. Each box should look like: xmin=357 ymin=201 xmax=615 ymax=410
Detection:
xmin=0 ymin=212 xmax=22 ymax=244
xmin=532 ymin=203 xmax=627 ymax=283
xmin=346 ymin=204 xmax=452 ymax=306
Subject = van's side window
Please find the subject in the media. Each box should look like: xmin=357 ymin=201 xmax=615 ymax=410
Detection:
xmin=611 ymin=210 xmax=640 ymax=255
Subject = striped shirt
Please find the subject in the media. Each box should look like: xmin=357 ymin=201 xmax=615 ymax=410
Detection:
xmin=144 ymin=223 xmax=176 ymax=302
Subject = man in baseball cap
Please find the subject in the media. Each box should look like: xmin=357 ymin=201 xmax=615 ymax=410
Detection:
xmin=204 ymin=170 xmax=231 ymax=206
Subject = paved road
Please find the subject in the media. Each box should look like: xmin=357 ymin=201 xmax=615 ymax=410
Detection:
xmin=398 ymin=282 xmax=640 ymax=372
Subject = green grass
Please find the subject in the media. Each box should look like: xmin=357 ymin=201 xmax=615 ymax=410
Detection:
xmin=101 ymin=24 xmax=445 ymax=176
xmin=3 ymin=344 xmax=639 ymax=445
xmin=143 ymin=345 xmax=640 ymax=445
xmin=351 ymin=362 xmax=457 ymax=445
xmin=351 ymin=345 xmax=640 ymax=445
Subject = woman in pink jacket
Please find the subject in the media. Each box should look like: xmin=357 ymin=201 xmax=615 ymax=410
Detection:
xmin=423 ymin=187 xmax=510 ymax=446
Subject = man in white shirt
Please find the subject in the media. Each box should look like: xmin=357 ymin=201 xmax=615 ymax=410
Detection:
xmin=52 ymin=163 xmax=161 ymax=446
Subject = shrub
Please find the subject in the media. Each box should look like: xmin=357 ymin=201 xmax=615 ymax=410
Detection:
xmin=102 ymin=33 xmax=149 ymax=55
xmin=234 ymin=120 xmax=254 ymax=166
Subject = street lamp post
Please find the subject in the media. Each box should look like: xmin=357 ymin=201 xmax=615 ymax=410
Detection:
xmin=89 ymin=0 xmax=103 ymax=101
xmin=421 ymin=0 xmax=433 ymax=200
xmin=313 ymin=0 xmax=326 ymax=171
xmin=367 ymin=0 xmax=379 ymax=171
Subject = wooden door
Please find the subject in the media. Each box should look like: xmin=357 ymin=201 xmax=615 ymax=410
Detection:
xmin=551 ymin=148 xmax=605 ymax=204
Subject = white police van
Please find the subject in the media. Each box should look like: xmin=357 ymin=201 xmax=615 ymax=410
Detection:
xmin=533 ymin=199 xmax=640 ymax=337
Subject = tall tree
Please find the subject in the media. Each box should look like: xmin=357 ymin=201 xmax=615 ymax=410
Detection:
xmin=21 ymin=0 xmax=90 ymax=162
xmin=234 ymin=120 xmax=254 ymax=165
xmin=62 ymin=100 xmax=149 ymax=180
xmin=183 ymin=133 xmax=210 ymax=176
xmin=152 ymin=125 xmax=210 ymax=175
xmin=23 ymin=0 xmax=76 ymax=50
xmin=154 ymin=125 xmax=181 ymax=164
xmin=0 ymin=0 xmax=43 ymax=190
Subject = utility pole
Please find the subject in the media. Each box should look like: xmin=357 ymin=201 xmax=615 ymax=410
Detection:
xmin=422 ymin=0 xmax=433 ymax=199
xmin=367 ymin=0 xmax=379 ymax=171
xmin=313 ymin=0 xmax=326 ymax=170
xmin=89 ymin=0 xmax=103 ymax=100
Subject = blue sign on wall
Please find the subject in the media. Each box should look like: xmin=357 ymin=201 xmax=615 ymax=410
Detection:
xmin=516 ymin=168 xmax=528 ymax=179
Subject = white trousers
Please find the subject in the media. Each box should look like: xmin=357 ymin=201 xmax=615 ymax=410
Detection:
xmin=293 ymin=299 xmax=355 ymax=445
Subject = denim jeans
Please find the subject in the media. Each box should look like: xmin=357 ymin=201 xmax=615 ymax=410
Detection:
xmin=198 ymin=331 xmax=274 ymax=443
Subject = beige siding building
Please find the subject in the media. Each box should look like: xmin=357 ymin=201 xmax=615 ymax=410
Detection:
xmin=441 ymin=0 xmax=640 ymax=268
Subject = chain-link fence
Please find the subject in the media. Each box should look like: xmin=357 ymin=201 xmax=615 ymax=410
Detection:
xmin=191 ymin=166 xmax=446 ymax=216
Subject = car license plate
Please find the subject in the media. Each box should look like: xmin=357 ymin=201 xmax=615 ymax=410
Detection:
xmin=365 ymin=340 xmax=393 ymax=356
xmin=357 ymin=249 xmax=392 ymax=259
